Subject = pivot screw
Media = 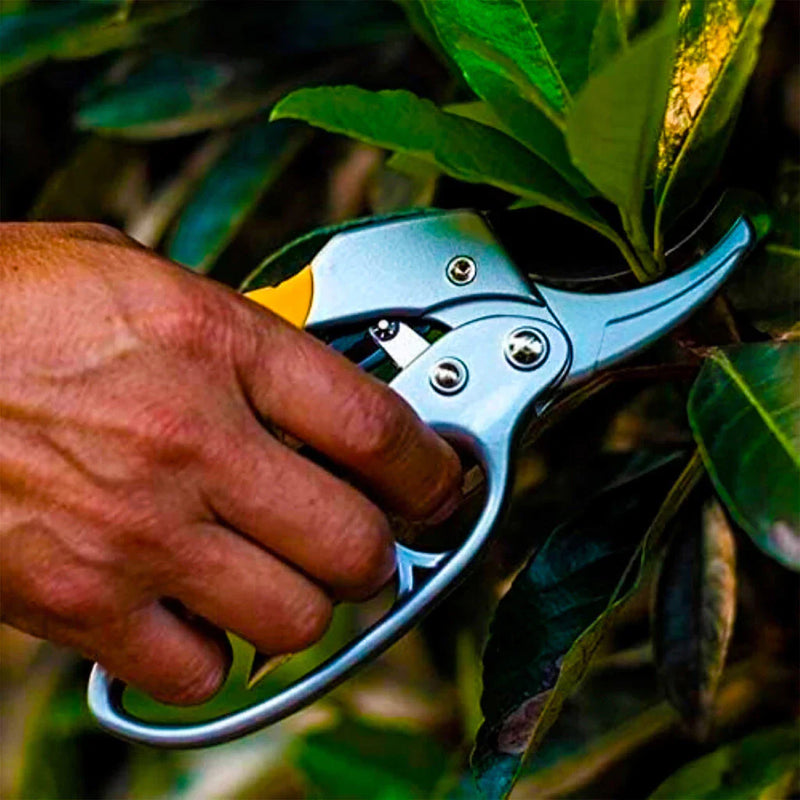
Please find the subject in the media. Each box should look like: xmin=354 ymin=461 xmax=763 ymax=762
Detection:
xmin=505 ymin=327 xmax=548 ymax=370
xmin=371 ymin=319 xmax=399 ymax=341
xmin=430 ymin=358 xmax=468 ymax=394
xmin=446 ymin=256 xmax=477 ymax=285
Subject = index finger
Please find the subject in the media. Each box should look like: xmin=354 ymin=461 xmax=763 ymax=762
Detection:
xmin=234 ymin=297 xmax=462 ymax=522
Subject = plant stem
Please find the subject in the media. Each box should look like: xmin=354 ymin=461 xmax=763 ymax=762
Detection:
xmin=602 ymin=224 xmax=651 ymax=283
xmin=622 ymin=209 xmax=662 ymax=281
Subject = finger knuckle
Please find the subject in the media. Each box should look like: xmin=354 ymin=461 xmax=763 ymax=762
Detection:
xmin=133 ymin=402 xmax=209 ymax=464
xmin=414 ymin=445 xmax=463 ymax=520
xmin=334 ymin=505 xmax=393 ymax=597
xmin=342 ymin=385 xmax=410 ymax=464
xmin=68 ymin=221 xmax=132 ymax=245
xmin=40 ymin=570 xmax=113 ymax=630
xmin=283 ymin=591 xmax=333 ymax=651
xmin=163 ymin=653 xmax=227 ymax=706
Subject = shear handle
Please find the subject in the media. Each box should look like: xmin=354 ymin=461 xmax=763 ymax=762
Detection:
xmin=88 ymin=312 xmax=572 ymax=748
xmin=88 ymin=427 xmax=510 ymax=748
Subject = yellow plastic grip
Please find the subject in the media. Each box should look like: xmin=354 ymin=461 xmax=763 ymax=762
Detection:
xmin=244 ymin=266 xmax=313 ymax=329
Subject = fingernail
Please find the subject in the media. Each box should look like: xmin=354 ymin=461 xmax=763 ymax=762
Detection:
xmin=425 ymin=490 xmax=462 ymax=526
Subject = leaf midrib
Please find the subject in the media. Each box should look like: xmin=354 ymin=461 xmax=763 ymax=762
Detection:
xmin=711 ymin=350 xmax=800 ymax=469
xmin=517 ymin=0 xmax=572 ymax=108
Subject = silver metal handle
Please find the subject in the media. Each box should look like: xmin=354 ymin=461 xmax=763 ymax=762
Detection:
xmin=88 ymin=314 xmax=571 ymax=747
xmin=88 ymin=439 xmax=510 ymax=748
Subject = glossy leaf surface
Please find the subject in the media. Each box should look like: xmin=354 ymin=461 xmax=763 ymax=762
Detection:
xmin=654 ymin=0 xmax=774 ymax=251
xmin=566 ymin=9 xmax=678 ymax=275
xmin=168 ymin=119 xmax=307 ymax=273
xmin=421 ymin=0 xmax=570 ymax=121
xmin=271 ymin=86 xmax=606 ymax=230
xmin=689 ymin=344 xmax=800 ymax=570
xmin=469 ymin=452 xmax=693 ymax=799
xmin=649 ymin=724 xmax=800 ymax=798
xmin=418 ymin=0 xmax=594 ymax=193
xmin=653 ymin=495 xmax=737 ymax=733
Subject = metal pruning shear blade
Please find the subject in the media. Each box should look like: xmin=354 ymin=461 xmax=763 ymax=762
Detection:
xmin=88 ymin=209 xmax=754 ymax=747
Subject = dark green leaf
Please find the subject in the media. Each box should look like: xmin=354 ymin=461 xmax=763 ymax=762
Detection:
xmin=292 ymin=718 xmax=449 ymax=800
xmin=168 ymin=119 xmax=307 ymax=273
xmin=520 ymin=0 xmax=603 ymax=95
xmin=271 ymin=86 xmax=636 ymax=257
xmin=589 ymin=0 xmax=630 ymax=74
xmin=649 ymin=725 xmax=800 ymax=798
xmin=566 ymin=8 xmax=679 ymax=276
xmin=0 ymin=0 xmax=128 ymax=84
xmin=588 ymin=0 xmax=673 ymax=73
xmin=53 ymin=1 xmax=197 ymax=62
xmin=726 ymin=165 xmax=800 ymax=338
xmin=77 ymin=54 xmax=274 ymax=139
xmin=688 ymin=344 xmax=800 ymax=570
xmin=654 ymin=0 xmax=774 ymax=253
xmin=420 ymin=0 xmax=570 ymax=121
xmin=418 ymin=0 xmax=596 ymax=194
xmin=469 ymin=452 xmax=694 ymax=799
xmin=653 ymin=495 xmax=737 ymax=735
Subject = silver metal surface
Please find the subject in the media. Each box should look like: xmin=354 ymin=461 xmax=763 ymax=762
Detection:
xmin=504 ymin=327 xmax=549 ymax=370
xmin=538 ymin=217 xmax=754 ymax=383
xmin=429 ymin=358 xmax=469 ymax=394
xmin=446 ymin=255 xmax=477 ymax=285
xmin=88 ymin=213 xmax=755 ymax=749
xmin=369 ymin=320 xmax=430 ymax=369
xmin=304 ymin=211 xmax=540 ymax=329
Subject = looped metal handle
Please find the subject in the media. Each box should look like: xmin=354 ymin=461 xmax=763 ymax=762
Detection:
xmin=87 ymin=439 xmax=511 ymax=748
xmin=88 ymin=313 xmax=571 ymax=747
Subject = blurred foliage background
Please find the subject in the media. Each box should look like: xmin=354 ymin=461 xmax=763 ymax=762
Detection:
xmin=1 ymin=1 xmax=799 ymax=799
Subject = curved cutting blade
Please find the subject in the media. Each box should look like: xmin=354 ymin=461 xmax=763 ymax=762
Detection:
xmin=537 ymin=216 xmax=755 ymax=383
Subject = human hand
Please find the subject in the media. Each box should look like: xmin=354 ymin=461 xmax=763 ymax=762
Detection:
xmin=0 ymin=223 xmax=461 ymax=705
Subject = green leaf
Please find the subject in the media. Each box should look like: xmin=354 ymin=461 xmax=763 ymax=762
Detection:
xmin=0 ymin=0 xmax=128 ymax=84
xmin=688 ymin=344 xmax=800 ymax=571
xmin=271 ymin=86 xmax=637 ymax=261
xmin=654 ymin=0 xmax=774 ymax=254
xmin=421 ymin=0 xmax=570 ymax=120
xmin=726 ymin=165 xmax=800 ymax=338
xmin=419 ymin=0 xmax=595 ymax=194
xmin=469 ymin=452 xmax=696 ymax=799
xmin=649 ymin=725 xmax=800 ymax=799
xmin=292 ymin=718 xmax=449 ymax=800
xmin=566 ymin=9 xmax=679 ymax=276
xmin=167 ymin=119 xmax=307 ymax=274
xmin=520 ymin=0 xmax=603 ymax=95
xmin=652 ymin=495 xmax=737 ymax=735
xmin=77 ymin=54 xmax=274 ymax=139
xmin=589 ymin=0 xmax=630 ymax=74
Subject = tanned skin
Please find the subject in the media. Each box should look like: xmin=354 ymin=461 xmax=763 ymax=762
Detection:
xmin=0 ymin=223 xmax=461 ymax=705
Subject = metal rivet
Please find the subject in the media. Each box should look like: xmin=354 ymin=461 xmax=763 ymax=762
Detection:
xmin=370 ymin=319 xmax=399 ymax=341
xmin=446 ymin=256 xmax=477 ymax=285
xmin=430 ymin=358 xmax=468 ymax=394
xmin=504 ymin=327 xmax=548 ymax=370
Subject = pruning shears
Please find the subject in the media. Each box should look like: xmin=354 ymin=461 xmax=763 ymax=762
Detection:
xmin=88 ymin=208 xmax=754 ymax=748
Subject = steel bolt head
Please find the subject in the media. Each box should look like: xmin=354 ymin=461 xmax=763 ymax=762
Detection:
xmin=505 ymin=327 xmax=548 ymax=370
xmin=430 ymin=358 xmax=468 ymax=394
xmin=371 ymin=319 xmax=399 ymax=341
xmin=446 ymin=256 xmax=477 ymax=286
